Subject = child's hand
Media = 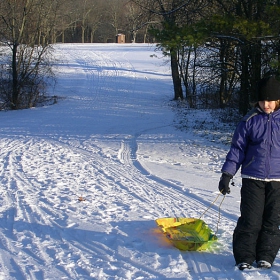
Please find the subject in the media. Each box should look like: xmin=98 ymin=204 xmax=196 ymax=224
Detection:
xmin=219 ymin=173 xmax=232 ymax=195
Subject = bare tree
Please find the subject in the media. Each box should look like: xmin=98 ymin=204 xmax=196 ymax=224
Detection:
xmin=131 ymin=0 xmax=209 ymax=100
xmin=50 ymin=0 xmax=76 ymax=43
xmin=126 ymin=1 xmax=154 ymax=43
xmin=0 ymin=0 xmax=56 ymax=110
xmin=74 ymin=0 xmax=101 ymax=43
xmin=87 ymin=0 xmax=103 ymax=43
xmin=104 ymin=0 xmax=129 ymax=40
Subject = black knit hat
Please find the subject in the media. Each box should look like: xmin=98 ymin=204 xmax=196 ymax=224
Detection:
xmin=258 ymin=75 xmax=280 ymax=101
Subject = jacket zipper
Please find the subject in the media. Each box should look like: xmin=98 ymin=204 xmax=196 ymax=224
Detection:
xmin=265 ymin=114 xmax=272 ymax=178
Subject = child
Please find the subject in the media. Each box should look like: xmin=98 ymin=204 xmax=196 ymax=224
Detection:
xmin=219 ymin=75 xmax=280 ymax=270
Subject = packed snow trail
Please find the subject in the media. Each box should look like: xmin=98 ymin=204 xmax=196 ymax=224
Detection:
xmin=0 ymin=44 xmax=279 ymax=279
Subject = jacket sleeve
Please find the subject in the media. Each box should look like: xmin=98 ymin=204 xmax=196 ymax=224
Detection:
xmin=221 ymin=120 xmax=250 ymax=176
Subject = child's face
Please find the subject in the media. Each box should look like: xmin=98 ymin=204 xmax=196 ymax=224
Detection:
xmin=259 ymin=100 xmax=277 ymax=113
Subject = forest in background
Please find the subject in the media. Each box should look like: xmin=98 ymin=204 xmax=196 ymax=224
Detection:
xmin=0 ymin=0 xmax=280 ymax=116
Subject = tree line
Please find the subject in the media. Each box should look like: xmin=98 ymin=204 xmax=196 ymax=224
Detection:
xmin=131 ymin=0 xmax=280 ymax=115
xmin=0 ymin=0 xmax=279 ymax=115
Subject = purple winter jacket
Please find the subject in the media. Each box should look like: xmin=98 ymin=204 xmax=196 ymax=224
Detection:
xmin=222 ymin=107 xmax=280 ymax=179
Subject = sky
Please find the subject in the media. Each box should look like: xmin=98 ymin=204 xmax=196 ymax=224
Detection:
xmin=0 ymin=43 xmax=279 ymax=279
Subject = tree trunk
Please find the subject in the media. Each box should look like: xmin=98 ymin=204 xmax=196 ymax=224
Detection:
xmin=82 ymin=24 xmax=85 ymax=43
xmin=277 ymin=39 xmax=280 ymax=75
xmin=239 ymin=46 xmax=250 ymax=115
xmin=170 ymin=48 xmax=183 ymax=100
xmin=249 ymin=41 xmax=262 ymax=102
xmin=219 ymin=39 xmax=226 ymax=108
xmin=12 ymin=43 xmax=19 ymax=110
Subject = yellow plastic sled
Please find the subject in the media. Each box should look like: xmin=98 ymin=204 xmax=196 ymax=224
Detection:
xmin=155 ymin=217 xmax=218 ymax=251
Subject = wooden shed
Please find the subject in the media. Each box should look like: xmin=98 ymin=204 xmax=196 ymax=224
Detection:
xmin=116 ymin=34 xmax=125 ymax=43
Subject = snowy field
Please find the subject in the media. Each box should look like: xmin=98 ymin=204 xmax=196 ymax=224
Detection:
xmin=0 ymin=43 xmax=279 ymax=279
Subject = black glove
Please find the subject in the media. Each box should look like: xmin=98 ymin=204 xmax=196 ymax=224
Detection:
xmin=218 ymin=173 xmax=232 ymax=195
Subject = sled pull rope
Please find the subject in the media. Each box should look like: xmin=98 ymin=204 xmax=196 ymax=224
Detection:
xmin=198 ymin=193 xmax=225 ymax=235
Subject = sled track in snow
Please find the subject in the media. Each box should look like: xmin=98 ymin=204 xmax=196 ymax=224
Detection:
xmin=0 ymin=136 xmax=194 ymax=278
xmin=1 ymin=132 xmax=235 ymax=230
xmin=61 ymin=46 xmax=137 ymax=104
xmin=117 ymin=131 xmax=237 ymax=225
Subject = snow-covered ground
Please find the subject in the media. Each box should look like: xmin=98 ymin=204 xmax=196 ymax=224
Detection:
xmin=0 ymin=43 xmax=279 ymax=279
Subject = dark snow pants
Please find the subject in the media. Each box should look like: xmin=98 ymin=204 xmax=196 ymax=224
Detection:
xmin=233 ymin=179 xmax=280 ymax=265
